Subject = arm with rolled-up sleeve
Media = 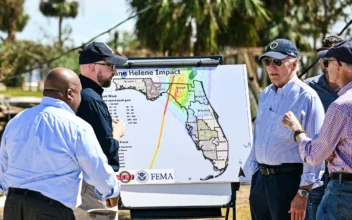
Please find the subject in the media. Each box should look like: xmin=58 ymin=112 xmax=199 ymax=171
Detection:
xmin=299 ymin=96 xmax=325 ymax=187
xmin=75 ymin=124 xmax=120 ymax=199
xmin=299 ymin=103 xmax=348 ymax=165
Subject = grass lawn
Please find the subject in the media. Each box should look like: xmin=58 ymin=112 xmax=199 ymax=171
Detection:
xmin=0 ymin=88 xmax=43 ymax=97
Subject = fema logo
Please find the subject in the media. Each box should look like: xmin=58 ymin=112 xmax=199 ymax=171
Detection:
xmin=136 ymin=170 xmax=149 ymax=183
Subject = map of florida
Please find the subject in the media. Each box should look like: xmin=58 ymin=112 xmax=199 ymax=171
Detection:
xmin=113 ymin=78 xmax=229 ymax=180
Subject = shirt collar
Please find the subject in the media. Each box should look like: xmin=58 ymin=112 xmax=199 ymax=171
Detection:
xmin=317 ymin=73 xmax=340 ymax=92
xmin=41 ymin=97 xmax=75 ymax=114
xmin=338 ymin=81 xmax=352 ymax=96
xmin=270 ymin=75 xmax=298 ymax=95
xmin=317 ymin=73 xmax=328 ymax=88
xmin=79 ymin=74 xmax=104 ymax=96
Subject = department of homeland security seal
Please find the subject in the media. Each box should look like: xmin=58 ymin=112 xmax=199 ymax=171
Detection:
xmin=136 ymin=170 xmax=149 ymax=183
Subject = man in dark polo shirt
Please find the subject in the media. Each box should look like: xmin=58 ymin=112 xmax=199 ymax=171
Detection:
xmin=305 ymin=35 xmax=343 ymax=111
xmin=74 ymin=42 xmax=127 ymax=220
xmin=303 ymin=35 xmax=343 ymax=220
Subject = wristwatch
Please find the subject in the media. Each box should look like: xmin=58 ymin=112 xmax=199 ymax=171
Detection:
xmin=298 ymin=189 xmax=310 ymax=197
xmin=294 ymin=129 xmax=305 ymax=142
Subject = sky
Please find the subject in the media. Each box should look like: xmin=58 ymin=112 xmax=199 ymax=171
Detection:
xmin=15 ymin=0 xmax=135 ymax=45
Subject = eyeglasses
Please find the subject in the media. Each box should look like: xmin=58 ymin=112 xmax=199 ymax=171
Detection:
xmin=94 ymin=63 xmax=115 ymax=71
xmin=262 ymin=57 xmax=290 ymax=67
xmin=323 ymin=58 xmax=342 ymax=68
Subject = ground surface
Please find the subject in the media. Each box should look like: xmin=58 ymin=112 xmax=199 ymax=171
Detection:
xmin=0 ymin=185 xmax=251 ymax=220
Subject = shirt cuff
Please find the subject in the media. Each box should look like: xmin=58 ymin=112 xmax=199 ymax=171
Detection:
xmin=94 ymin=181 xmax=121 ymax=199
xmin=300 ymin=171 xmax=324 ymax=188
xmin=299 ymin=137 xmax=312 ymax=162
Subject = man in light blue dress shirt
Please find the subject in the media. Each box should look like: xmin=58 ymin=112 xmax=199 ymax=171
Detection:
xmin=0 ymin=68 xmax=121 ymax=220
xmin=249 ymin=39 xmax=325 ymax=220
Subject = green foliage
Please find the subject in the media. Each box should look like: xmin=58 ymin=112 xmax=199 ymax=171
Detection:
xmin=107 ymin=31 xmax=140 ymax=55
xmin=218 ymin=0 xmax=270 ymax=48
xmin=128 ymin=0 xmax=270 ymax=55
xmin=49 ymin=48 xmax=80 ymax=74
xmin=129 ymin=0 xmax=352 ymax=54
xmin=0 ymin=0 xmax=29 ymax=42
xmin=258 ymin=0 xmax=352 ymax=49
xmin=0 ymin=41 xmax=49 ymax=80
xmin=3 ymin=75 xmax=24 ymax=87
xmin=0 ymin=40 xmax=80 ymax=86
xmin=39 ymin=0 xmax=79 ymax=18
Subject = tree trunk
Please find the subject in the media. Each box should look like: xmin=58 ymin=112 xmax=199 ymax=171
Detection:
xmin=29 ymin=69 xmax=33 ymax=91
xmin=241 ymin=52 xmax=261 ymax=103
xmin=7 ymin=18 xmax=16 ymax=42
xmin=238 ymin=51 xmax=262 ymax=124
xmin=58 ymin=16 xmax=63 ymax=47
xmin=260 ymin=67 xmax=268 ymax=89
xmin=248 ymin=85 xmax=258 ymax=124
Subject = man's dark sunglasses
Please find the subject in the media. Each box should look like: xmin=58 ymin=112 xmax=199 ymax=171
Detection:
xmin=262 ymin=57 xmax=289 ymax=67
xmin=94 ymin=62 xmax=115 ymax=70
xmin=323 ymin=58 xmax=342 ymax=68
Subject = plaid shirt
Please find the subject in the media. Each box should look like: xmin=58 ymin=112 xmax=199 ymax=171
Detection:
xmin=300 ymin=81 xmax=352 ymax=173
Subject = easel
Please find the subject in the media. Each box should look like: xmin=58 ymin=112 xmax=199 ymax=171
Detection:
xmin=119 ymin=182 xmax=241 ymax=220
xmin=115 ymin=56 xmax=248 ymax=220
xmin=224 ymin=182 xmax=240 ymax=220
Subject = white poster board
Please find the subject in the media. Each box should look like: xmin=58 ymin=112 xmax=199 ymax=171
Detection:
xmin=103 ymin=59 xmax=252 ymax=208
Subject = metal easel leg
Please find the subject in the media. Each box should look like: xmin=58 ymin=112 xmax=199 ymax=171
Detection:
xmin=231 ymin=182 xmax=240 ymax=220
xmin=225 ymin=207 xmax=230 ymax=220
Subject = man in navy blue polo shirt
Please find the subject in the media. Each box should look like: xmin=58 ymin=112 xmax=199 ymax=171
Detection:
xmin=304 ymin=35 xmax=343 ymax=220
xmin=305 ymin=35 xmax=343 ymax=111
xmin=74 ymin=42 xmax=127 ymax=220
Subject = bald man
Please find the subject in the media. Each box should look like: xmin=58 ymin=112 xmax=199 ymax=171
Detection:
xmin=0 ymin=67 xmax=121 ymax=220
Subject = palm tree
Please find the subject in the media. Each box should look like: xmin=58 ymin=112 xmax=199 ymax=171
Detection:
xmin=0 ymin=0 xmax=29 ymax=42
xmin=128 ymin=0 xmax=270 ymax=56
xmin=257 ymin=0 xmax=352 ymax=50
xmin=39 ymin=0 xmax=79 ymax=47
xmin=217 ymin=0 xmax=269 ymax=49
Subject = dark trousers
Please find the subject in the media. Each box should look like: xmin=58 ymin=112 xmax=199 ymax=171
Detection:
xmin=4 ymin=188 xmax=75 ymax=220
xmin=249 ymin=166 xmax=302 ymax=220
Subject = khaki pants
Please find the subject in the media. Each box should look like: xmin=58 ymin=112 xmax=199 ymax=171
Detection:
xmin=74 ymin=180 xmax=118 ymax=220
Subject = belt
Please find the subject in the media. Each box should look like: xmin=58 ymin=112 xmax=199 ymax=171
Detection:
xmin=259 ymin=163 xmax=303 ymax=175
xmin=8 ymin=188 xmax=65 ymax=207
xmin=330 ymin=172 xmax=352 ymax=183
xmin=9 ymin=188 xmax=44 ymax=198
